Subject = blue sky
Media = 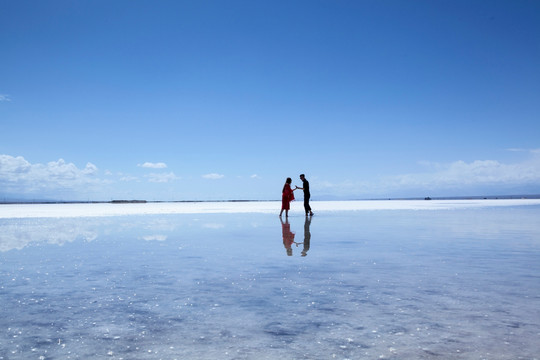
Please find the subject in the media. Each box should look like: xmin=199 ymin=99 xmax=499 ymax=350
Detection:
xmin=1 ymin=0 xmax=539 ymax=201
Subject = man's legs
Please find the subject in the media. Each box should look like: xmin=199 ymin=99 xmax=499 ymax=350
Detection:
xmin=304 ymin=195 xmax=311 ymax=215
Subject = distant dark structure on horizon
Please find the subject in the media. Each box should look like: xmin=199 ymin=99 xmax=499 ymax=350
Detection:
xmin=110 ymin=200 xmax=147 ymax=204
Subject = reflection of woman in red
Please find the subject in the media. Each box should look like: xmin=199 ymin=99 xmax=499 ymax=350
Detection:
xmin=280 ymin=217 xmax=295 ymax=256
xmin=279 ymin=177 xmax=296 ymax=217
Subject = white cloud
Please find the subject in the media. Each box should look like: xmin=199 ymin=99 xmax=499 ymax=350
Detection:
xmin=119 ymin=175 xmax=139 ymax=182
xmin=82 ymin=162 xmax=98 ymax=175
xmin=138 ymin=162 xmax=167 ymax=169
xmin=394 ymin=157 xmax=540 ymax=188
xmin=0 ymin=155 xmax=101 ymax=195
xmin=202 ymin=173 xmax=225 ymax=180
xmin=317 ymin=152 xmax=540 ymax=198
xmin=250 ymin=174 xmax=260 ymax=179
xmin=146 ymin=172 xmax=179 ymax=183
xmin=506 ymin=148 xmax=540 ymax=155
xmin=0 ymin=94 xmax=11 ymax=102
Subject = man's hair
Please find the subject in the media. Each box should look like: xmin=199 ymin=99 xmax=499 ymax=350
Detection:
xmin=300 ymin=174 xmax=305 ymax=177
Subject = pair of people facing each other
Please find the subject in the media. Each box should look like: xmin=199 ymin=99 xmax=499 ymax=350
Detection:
xmin=280 ymin=216 xmax=311 ymax=257
xmin=279 ymin=174 xmax=314 ymax=217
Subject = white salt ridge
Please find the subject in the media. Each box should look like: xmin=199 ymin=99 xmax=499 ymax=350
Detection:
xmin=1 ymin=199 xmax=540 ymax=219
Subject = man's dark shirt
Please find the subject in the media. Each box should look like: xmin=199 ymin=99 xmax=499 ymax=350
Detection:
xmin=302 ymin=179 xmax=310 ymax=196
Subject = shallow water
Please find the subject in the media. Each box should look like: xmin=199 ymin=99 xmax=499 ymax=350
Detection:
xmin=1 ymin=206 xmax=540 ymax=359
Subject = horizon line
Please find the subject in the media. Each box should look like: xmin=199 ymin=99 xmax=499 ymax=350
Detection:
xmin=1 ymin=194 xmax=540 ymax=205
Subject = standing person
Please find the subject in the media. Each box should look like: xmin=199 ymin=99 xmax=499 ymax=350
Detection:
xmin=279 ymin=177 xmax=296 ymax=217
xmin=296 ymin=174 xmax=314 ymax=216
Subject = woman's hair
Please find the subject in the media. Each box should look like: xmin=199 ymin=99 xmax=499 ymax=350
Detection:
xmin=286 ymin=177 xmax=292 ymax=184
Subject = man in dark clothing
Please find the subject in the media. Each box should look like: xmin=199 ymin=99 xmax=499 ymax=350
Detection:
xmin=296 ymin=174 xmax=314 ymax=216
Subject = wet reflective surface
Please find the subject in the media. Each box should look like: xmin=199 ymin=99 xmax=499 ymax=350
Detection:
xmin=1 ymin=207 xmax=540 ymax=359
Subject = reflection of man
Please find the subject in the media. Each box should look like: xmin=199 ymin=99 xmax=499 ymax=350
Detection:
xmin=296 ymin=174 xmax=314 ymax=216
xmin=280 ymin=217 xmax=295 ymax=256
xmin=301 ymin=216 xmax=311 ymax=257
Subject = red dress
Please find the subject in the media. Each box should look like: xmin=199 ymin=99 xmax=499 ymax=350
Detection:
xmin=281 ymin=184 xmax=295 ymax=210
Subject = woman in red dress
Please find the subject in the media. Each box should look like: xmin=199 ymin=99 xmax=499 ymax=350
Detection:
xmin=279 ymin=177 xmax=296 ymax=217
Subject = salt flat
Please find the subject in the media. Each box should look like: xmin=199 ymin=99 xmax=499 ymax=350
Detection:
xmin=1 ymin=207 xmax=540 ymax=359
xmin=1 ymin=199 xmax=540 ymax=218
